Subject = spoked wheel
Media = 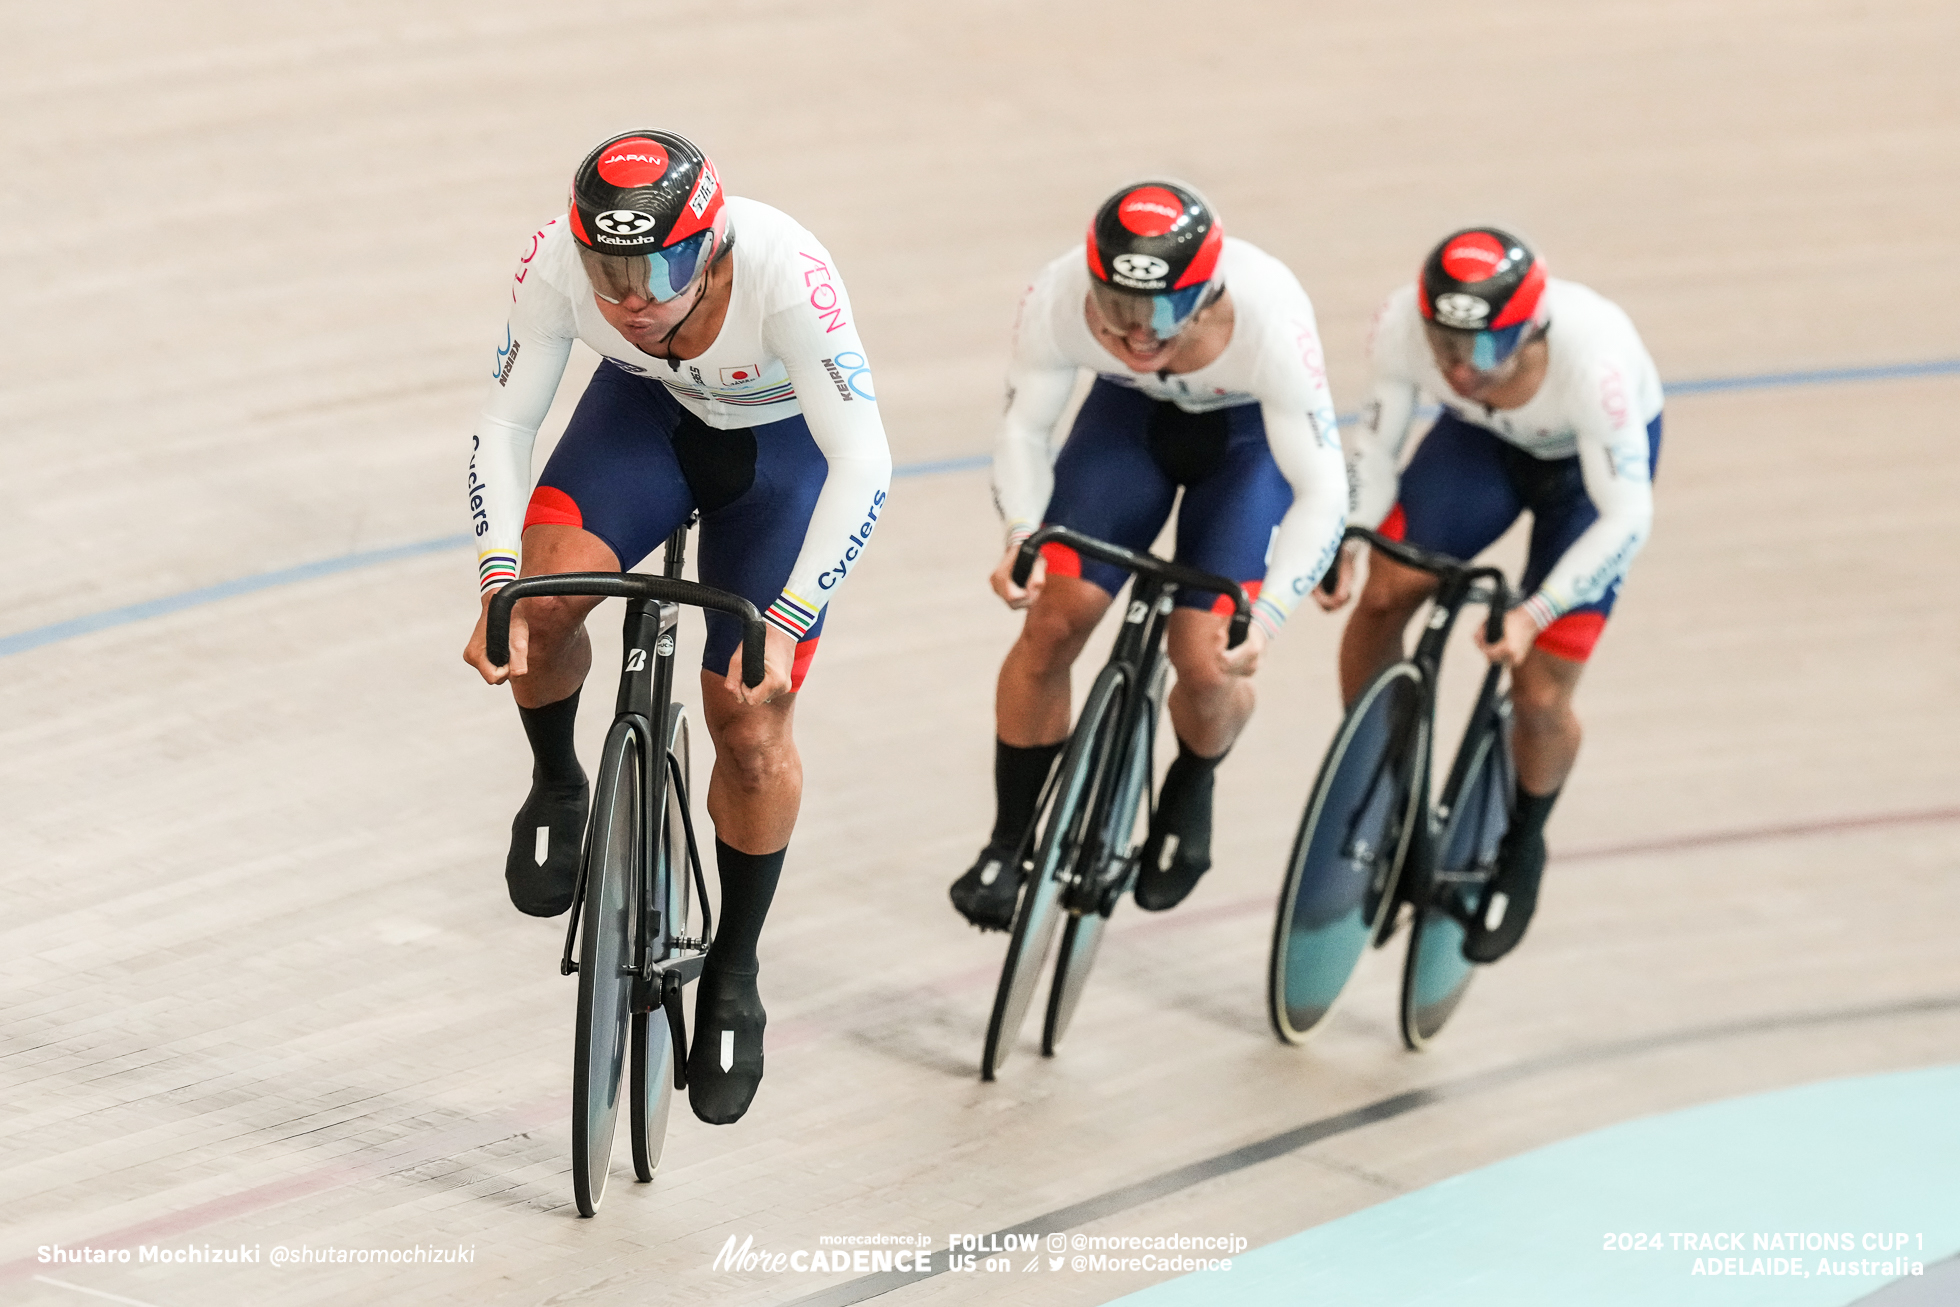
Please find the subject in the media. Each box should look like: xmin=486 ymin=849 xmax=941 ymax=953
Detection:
xmin=631 ymin=705 xmax=691 ymax=1181
xmin=1042 ymin=661 xmax=1163 ymax=1056
xmin=1268 ymin=663 xmax=1428 ymax=1045
xmin=1401 ymin=698 xmax=1513 ymax=1050
xmin=572 ymin=718 xmax=643 ymax=1217
xmin=982 ymin=665 xmax=1127 ymax=1079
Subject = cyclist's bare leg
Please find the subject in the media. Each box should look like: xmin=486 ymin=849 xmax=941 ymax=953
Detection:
xmin=1509 ymin=645 xmax=1585 ymax=794
xmin=1135 ymin=609 xmax=1250 ymax=909
xmin=1337 ymin=552 xmax=1437 ymax=705
xmin=994 ymin=575 xmax=1112 ymax=747
xmin=1164 ymin=608 xmax=1254 ymax=756
xmin=464 ymin=524 xmax=617 ymax=706
xmin=698 ymin=678 xmax=802 ymax=855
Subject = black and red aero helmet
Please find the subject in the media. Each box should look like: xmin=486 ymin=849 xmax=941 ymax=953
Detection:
xmin=1419 ymin=228 xmax=1546 ymax=332
xmin=1085 ymin=181 xmax=1224 ymax=343
xmin=568 ymin=130 xmax=731 ymax=305
xmin=1087 ymin=181 xmax=1223 ymax=294
xmin=570 ymin=129 xmax=725 ymax=254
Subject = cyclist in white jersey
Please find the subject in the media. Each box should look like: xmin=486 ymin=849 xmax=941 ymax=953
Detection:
xmin=460 ymin=131 xmax=892 ymax=1123
xmin=949 ymin=181 xmax=1347 ymax=930
xmin=1317 ymin=227 xmax=1663 ymax=962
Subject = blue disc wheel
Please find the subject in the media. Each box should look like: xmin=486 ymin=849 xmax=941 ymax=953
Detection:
xmin=1401 ymin=698 xmax=1513 ymax=1050
xmin=1268 ymin=663 xmax=1428 ymax=1045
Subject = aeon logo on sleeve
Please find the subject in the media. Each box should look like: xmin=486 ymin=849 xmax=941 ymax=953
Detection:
xmin=799 ymin=252 xmax=848 ymax=334
xmin=595 ymin=210 xmax=655 ymax=237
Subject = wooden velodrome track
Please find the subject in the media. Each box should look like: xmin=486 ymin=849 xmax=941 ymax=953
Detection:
xmin=4 ymin=2 xmax=1958 ymax=1304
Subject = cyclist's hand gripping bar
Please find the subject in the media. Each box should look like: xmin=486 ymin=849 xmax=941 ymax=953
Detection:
xmin=1341 ymin=525 xmax=1511 ymax=644
xmin=1012 ymin=525 xmax=1255 ymax=649
xmin=486 ymin=572 xmax=769 ymax=688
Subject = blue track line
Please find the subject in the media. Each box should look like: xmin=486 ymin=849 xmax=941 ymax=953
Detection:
xmin=2 ymin=356 xmax=1954 ymax=660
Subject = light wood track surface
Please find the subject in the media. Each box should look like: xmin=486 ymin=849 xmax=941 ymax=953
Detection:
xmin=3 ymin=3 xmax=1957 ymax=1305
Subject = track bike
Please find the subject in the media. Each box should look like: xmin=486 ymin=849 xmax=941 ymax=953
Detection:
xmin=981 ymin=525 xmax=1251 ymax=1080
xmin=1268 ymin=526 xmax=1516 ymax=1051
xmin=487 ymin=523 xmax=765 ymax=1216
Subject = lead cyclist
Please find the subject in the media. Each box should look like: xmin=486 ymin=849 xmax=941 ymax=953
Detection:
xmin=460 ymin=130 xmax=892 ymax=1124
xmin=949 ymin=181 xmax=1348 ymax=930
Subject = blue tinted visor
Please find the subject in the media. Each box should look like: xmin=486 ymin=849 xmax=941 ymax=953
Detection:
xmin=1090 ymin=279 xmax=1212 ymax=343
xmin=579 ymin=229 xmax=714 ymax=305
xmin=1424 ymin=319 xmax=1535 ymax=373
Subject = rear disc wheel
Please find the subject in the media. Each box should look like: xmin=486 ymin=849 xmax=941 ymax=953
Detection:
xmin=631 ymin=705 xmax=690 ymax=1180
xmin=1401 ymin=700 xmax=1512 ymax=1050
xmin=1268 ymin=663 xmax=1427 ymax=1045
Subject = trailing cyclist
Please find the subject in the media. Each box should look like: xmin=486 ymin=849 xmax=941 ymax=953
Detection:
xmin=950 ymin=181 xmax=1348 ymax=929
xmin=461 ymin=130 xmax=893 ymax=1124
xmin=1318 ymin=228 xmax=1663 ymax=963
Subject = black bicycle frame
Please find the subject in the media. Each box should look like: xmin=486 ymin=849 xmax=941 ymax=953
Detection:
xmin=1011 ymin=526 xmax=1251 ymax=905
xmin=485 ymin=526 xmax=767 ymax=1084
xmin=1340 ymin=525 xmax=1511 ymax=910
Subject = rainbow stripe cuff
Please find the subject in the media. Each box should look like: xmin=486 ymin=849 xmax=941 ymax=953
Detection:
xmin=1520 ymin=592 xmax=1562 ymax=631
xmin=765 ymin=590 xmax=821 ymax=640
xmin=1251 ymin=596 xmax=1289 ymax=641
xmin=478 ymin=552 xmax=518 ymax=593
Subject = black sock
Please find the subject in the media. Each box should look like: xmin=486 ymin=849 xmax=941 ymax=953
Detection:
xmin=1163 ymin=736 xmax=1227 ymax=791
xmin=707 ymin=839 xmax=786 ymax=973
xmin=1509 ymin=783 xmax=1561 ymax=846
xmin=989 ymin=739 xmax=1064 ymax=849
xmin=517 ymin=689 xmax=583 ymax=787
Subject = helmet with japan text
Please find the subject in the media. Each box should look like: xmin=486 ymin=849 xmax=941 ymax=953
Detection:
xmin=1085 ymin=180 xmax=1225 ymax=343
xmin=1418 ymin=227 xmax=1548 ymax=372
xmin=569 ymin=129 xmax=732 ymax=305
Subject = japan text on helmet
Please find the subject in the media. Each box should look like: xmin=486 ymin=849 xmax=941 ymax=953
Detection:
xmin=569 ymin=130 xmax=731 ymax=304
xmin=1418 ymin=227 xmax=1548 ymax=371
xmin=1085 ymin=181 xmax=1225 ymax=342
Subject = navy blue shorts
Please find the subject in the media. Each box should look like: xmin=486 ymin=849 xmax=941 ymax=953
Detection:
xmin=525 ymin=361 xmax=828 ymax=688
xmin=1040 ymin=379 xmax=1293 ymax=612
xmin=1386 ymin=410 xmax=1663 ymax=660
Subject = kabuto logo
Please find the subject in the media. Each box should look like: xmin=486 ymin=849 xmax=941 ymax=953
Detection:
xmin=595 ymin=210 xmax=656 ymax=237
xmin=1432 ymin=292 xmax=1490 ymax=328
xmin=1112 ymin=253 xmax=1169 ymax=282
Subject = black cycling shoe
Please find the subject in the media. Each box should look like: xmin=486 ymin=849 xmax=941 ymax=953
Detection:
xmin=1133 ymin=768 xmax=1215 ymax=912
xmin=1462 ymin=827 xmax=1547 ymax=963
xmin=949 ymin=842 xmax=1024 ymax=932
xmin=504 ymin=774 xmax=588 ymax=918
xmin=687 ymin=967 xmax=766 ymax=1125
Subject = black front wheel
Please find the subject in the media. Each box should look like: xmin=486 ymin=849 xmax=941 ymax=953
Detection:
xmin=1401 ymin=697 xmax=1512 ymax=1050
xmin=982 ymin=665 xmax=1127 ymax=1079
xmin=572 ymin=718 xmax=643 ymax=1216
xmin=1268 ymin=662 xmax=1428 ymax=1045
xmin=1042 ymin=659 xmax=1163 ymax=1056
